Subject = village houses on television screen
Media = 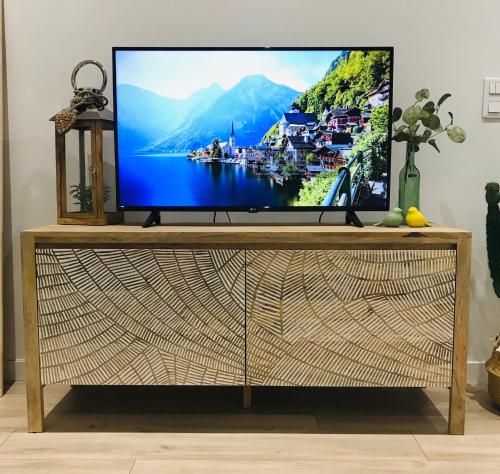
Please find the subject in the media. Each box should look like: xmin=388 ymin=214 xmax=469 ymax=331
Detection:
xmin=190 ymin=78 xmax=390 ymax=207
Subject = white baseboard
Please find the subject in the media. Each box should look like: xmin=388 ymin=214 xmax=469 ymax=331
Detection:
xmin=4 ymin=359 xmax=25 ymax=382
xmin=3 ymin=359 xmax=488 ymax=387
xmin=466 ymin=361 xmax=488 ymax=387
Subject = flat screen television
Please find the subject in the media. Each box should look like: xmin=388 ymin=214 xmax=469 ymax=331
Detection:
xmin=113 ymin=47 xmax=393 ymax=213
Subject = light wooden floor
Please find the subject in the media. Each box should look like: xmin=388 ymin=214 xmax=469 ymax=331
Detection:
xmin=0 ymin=382 xmax=499 ymax=473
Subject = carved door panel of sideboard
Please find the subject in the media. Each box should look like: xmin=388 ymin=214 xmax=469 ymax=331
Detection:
xmin=246 ymin=249 xmax=456 ymax=388
xmin=36 ymin=248 xmax=245 ymax=386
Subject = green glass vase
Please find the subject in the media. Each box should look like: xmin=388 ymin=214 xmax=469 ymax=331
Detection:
xmin=398 ymin=143 xmax=420 ymax=216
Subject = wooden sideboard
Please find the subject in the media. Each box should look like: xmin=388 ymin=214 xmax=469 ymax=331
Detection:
xmin=21 ymin=224 xmax=471 ymax=434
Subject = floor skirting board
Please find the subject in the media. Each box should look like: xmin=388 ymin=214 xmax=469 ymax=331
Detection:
xmin=467 ymin=361 xmax=488 ymax=387
xmin=4 ymin=359 xmax=488 ymax=387
xmin=3 ymin=359 xmax=25 ymax=382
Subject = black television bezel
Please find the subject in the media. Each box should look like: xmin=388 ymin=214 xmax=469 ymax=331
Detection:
xmin=112 ymin=46 xmax=394 ymax=213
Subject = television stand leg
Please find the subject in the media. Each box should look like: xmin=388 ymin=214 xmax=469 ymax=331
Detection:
xmin=345 ymin=210 xmax=364 ymax=228
xmin=143 ymin=210 xmax=161 ymax=228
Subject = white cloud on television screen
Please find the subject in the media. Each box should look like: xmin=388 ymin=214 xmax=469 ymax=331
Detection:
xmin=115 ymin=50 xmax=340 ymax=99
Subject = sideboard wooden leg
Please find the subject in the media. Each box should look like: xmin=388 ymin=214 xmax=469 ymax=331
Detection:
xmin=21 ymin=234 xmax=44 ymax=433
xmin=243 ymin=386 xmax=252 ymax=409
xmin=26 ymin=383 xmax=44 ymax=433
xmin=448 ymin=236 xmax=471 ymax=435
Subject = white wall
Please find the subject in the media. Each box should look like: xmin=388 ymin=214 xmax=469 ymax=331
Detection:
xmin=3 ymin=0 xmax=500 ymax=380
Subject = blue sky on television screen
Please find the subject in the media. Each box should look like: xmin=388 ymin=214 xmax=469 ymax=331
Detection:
xmin=115 ymin=50 xmax=341 ymax=99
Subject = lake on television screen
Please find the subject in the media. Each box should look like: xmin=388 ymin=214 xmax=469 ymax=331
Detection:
xmin=114 ymin=49 xmax=392 ymax=208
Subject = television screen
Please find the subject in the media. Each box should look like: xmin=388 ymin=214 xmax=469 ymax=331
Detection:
xmin=113 ymin=47 xmax=393 ymax=211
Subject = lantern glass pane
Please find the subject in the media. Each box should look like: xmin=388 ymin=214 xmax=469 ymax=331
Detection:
xmin=65 ymin=129 xmax=94 ymax=214
xmin=103 ymin=128 xmax=117 ymax=213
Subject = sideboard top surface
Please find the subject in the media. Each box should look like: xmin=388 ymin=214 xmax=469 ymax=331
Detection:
xmin=21 ymin=224 xmax=471 ymax=247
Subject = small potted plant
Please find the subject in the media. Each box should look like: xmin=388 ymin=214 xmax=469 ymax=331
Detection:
xmin=69 ymin=184 xmax=111 ymax=213
xmin=392 ymin=89 xmax=466 ymax=215
xmin=485 ymin=182 xmax=500 ymax=406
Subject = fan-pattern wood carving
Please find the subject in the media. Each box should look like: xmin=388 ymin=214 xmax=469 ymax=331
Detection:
xmin=35 ymin=247 xmax=456 ymax=388
xmin=36 ymin=248 xmax=245 ymax=385
xmin=246 ymin=250 xmax=456 ymax=388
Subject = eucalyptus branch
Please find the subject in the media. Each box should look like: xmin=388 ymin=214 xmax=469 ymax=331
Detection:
xmin=391 ymin=89 xmax=466 ymax=152
xmin=429 ymin=121 xmax=453 ymax=140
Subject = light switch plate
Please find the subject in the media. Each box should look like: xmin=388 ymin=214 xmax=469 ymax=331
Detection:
xmin=483 ymin=77 xmax=500 ymax=119
xmin=489 ymin=102 xmax=500 ymax=113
